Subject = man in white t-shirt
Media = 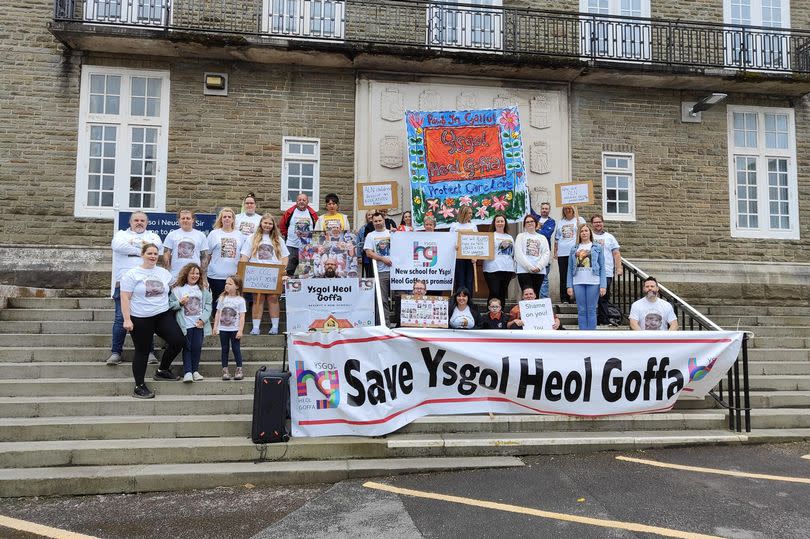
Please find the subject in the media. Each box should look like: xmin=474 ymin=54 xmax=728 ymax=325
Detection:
xmin=163 ymin=209 xmax=209 ymax=279
xmin=591 ymin=214 xmax=623 ymax=324
xmin=364 ymin=212 xmax=392 ymax=325
xmin=279 ymin=193 xmax=319 ymax=276
xmin=629 ymin=277 xmax=678 ymax=331
xmin=108 ymin=211 xmax=163 ymax=365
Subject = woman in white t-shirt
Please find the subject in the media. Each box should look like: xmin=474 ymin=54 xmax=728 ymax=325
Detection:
xmin=483 ymin=214 xmax=515 ymax=309
xmin=120 ymin=243 xmax=186 ymax=399
xmin=235 ymin=192 xmax=262 ymax=238
xmin=240 ymin=214 xmax=289 ymax=335
xmin=449 ymin=206 xmax=477 ymax=295
xmin=206 ymin=207 xmax=243 ymax=316
xmin=554 ymin=205 xmax=585 ymax=303
xmin=566 ymin=223 xmax=606 ymax=331
xmin=515 ymin=215 xmax=550 ymax=298
xmin=448 ymin=287 xmax=480 ymax=329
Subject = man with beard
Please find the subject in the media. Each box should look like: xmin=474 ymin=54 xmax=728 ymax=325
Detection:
xmin=323 ymin=258 xmax=339 ymax=278
xmin=536 ymin=202 xmax=555 ymax=299
xmin=591 ymin=214 xmax=622 ymax=324
xmin=629 ymin=277 xmax=678 ymax=331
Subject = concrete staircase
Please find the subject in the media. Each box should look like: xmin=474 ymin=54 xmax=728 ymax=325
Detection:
xmin=0 ymin=297 xmax=802 ymax=497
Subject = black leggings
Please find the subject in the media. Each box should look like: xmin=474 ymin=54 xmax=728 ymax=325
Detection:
xmin=130 ymin=309 xmax=185 ymax=385
xmin=517 ymin=273 xmax=545 ymax=299
xmin=484 ymin=271 xmax=514 ymax=308
xmin=558 ymin=255 xmax=571 ymax=303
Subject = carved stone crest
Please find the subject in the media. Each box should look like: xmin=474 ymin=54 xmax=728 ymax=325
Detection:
xmin=457 ymin=92 xmax=478 ymax=110
xmin=379 ymin=136 xmax=404 ymax=169
xmin=380 ymin=88 xmax=404 ymax=122
xmin=419 ymin=90 xmax=440 ymax=110
xmin=493 ymin=94 xmax=517 ymax=108
xmin=530 ymin=94 xmax=554 ymax=129
xmin=530 ymin=141 xmax=550 ymax=175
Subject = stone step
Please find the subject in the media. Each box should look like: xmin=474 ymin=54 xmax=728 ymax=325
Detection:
xmin=751 ymin=408 xmax=810 ymax=429
xmin=0 ymin=394 xmax=253 ymax=418
xmin=0 ymin=321 xmax=291 ymax=334
xmin=0 ymin=308 xmax=112 ymax=322
xmin=749 ymin=336 xmax=810 ymax=349
xmin=0 ymin=361 xmax=282 ymax=379
xmin=0 ymin=334 xmax=287 ymax=347
xmin=746 ymin=349 xmax=810 ymax=361
xmin=0 ymin=378 xmax=257 ymax=397
xmin=0 ymin=414 xmax=252 ymax=442
xmin=0 ymin=347 xmax=285 ymax=363
xmin=749 ymin=361 xmax=810 ymax=375
xmin=747 ymin=375 xmax=810 ymax=391
xmin=748 ymin=391 xmax=810 ymax=409
xmin=8 ymin=298 xmax=114 ymax=309
xmin=697 ymin=305 xmax=810 ymax=316
xmin=714 ymin=315 xmax=810 ymax=327
xmin=0 ymin=456 xmax=523 ymax=497
xmin=739 ymin=326 xmax=810 ymax=338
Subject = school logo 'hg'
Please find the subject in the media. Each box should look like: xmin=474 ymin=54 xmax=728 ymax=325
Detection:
xmin=413 ymin=241 xmax=438 ymax=268
xmin=296 ymin=360 xmax=340 ymax=409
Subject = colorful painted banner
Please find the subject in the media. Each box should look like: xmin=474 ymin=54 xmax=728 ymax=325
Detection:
xmin=390 ymin=231 xmax=456 ymax=292
xmin=290 ymin=327 xmax=743 ymax=437
xmin=406 ymin=107 xmax=529 ymax=228
xmin=285 ymin=278 xmax=376 ymax=333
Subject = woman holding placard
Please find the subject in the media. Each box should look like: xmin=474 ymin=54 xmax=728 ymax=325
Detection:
xmin=483 ymin=214 xmax=515 ymax=309
xmin=240 ymin=214 xmax=289 ymax=335
xmin=450 ymin=206 xmax=476 ymax=294
xmin=515 ymin=215 xmax=550 ymax=299
xmin=566 ymin=223 xmax=606 ymax=331
xmin=554 ymin=205 xmax=585 ymax=303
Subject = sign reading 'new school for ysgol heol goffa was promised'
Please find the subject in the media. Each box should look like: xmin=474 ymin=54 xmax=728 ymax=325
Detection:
xmin=406 ymin=107 xmax=529 ymax=228
xmin=290 ymin=327 xmax=743 ymax=437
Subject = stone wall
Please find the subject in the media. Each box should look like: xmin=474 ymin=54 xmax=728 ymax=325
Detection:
xmin=570 ymin=85 xmax=810 ymax=262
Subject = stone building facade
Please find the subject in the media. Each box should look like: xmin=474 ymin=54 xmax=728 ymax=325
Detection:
xmin=1 ymin=0 xmax=809 ymax=292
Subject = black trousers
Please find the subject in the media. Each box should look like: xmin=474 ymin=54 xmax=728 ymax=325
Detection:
xmin=484 ymin=271 xmax=514 ymax=308
xmin=517 ymin=273 xmax=544 ymax=299
xmin=558 ymin=255 xmax=571 ymax=303
xmin=130 ymin=309 xmax=185 ymax=386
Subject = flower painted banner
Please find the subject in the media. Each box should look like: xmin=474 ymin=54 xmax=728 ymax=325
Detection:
xmin=406 ymin=107 xmax=529 ymax=228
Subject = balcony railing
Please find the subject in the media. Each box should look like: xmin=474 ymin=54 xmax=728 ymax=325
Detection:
xmin=53 ymin=0 xmax=810 ymax=74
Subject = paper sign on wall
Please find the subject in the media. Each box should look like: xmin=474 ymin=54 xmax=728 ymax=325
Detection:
xmin=357 ymin=181 xmax=399 ymax=210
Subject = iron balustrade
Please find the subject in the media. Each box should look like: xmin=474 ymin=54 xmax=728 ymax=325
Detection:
xmin=612 ymin=258 xmax=751 ymax=433
xmin=52 ymin=0 xmax=810 ymax=74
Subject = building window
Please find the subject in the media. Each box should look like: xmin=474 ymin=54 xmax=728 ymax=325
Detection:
xmin=580 ymin=0 xmax=652 ymax=60
xmin=262 ymin=0 xmax=345 ymax=39
xmin=428 ymin=0 xmax=503 ymax=51
xmin=281 ymin=138 xmax=320 ymax=210
xmin=727 ymin=106 xmax=799 ymax=239
xmin=723 ymin=0 xmax=791 ymax=69
xmin=83 ymin=0 xmax=168 ymax=26
xmin=602 ymin=153 xmax=635 ymax=221
xmin=74 ymin=67 xmax=170 ymax=219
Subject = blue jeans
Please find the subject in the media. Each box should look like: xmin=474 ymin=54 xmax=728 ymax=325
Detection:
xmin=219 ymin=331 xmax=243 ymax=367
xmin=183 ymin=327 xmax=204 ymax=374
xmin=573 ymin=283 xmax=600 ymax=330
xmin=112 ymin=287 xmax=154 ymax=355
xmin=539 ymin=264 xmax=551 ymax=299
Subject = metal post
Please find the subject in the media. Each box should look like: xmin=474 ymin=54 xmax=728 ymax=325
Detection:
xmin=742 ymin=333 xmax=751 ymax=432
xmin=733 ymin=358 xmax=742 ymax=432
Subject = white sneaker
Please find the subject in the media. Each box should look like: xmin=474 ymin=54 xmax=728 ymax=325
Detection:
xmin=268 ymin=327 xmax=279 ymax=335
xmin=192 ymin=371 xmax=204 ymax=381
xmin=183 ymin=372 xmax=193 ymax=383
xmin=106 ymin=353 xmax=122 ymax=366
xmin=250 ymin=327 xmax=260 ymax=335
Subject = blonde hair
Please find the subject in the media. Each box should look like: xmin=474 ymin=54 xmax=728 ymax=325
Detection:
xmin=249 ymin=213 xmax=283 ymax=260
xmin=456 ymin=206 xmax=473 ymax=223
xmin=575 ymin=223 xmax=594 ymax=245
xmin=219 ymin=275 xmax=243 ymax=302
xmin=214 ymin=207 xmax=236 ymax=230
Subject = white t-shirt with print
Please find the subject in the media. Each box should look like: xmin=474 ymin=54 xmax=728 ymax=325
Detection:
xmin=120 ymin=266 xmax=172 ymax=318
xmin=515 ymin=232 xmax=550 ymax=275
xmin=286 ymin=208 xmax=315 ymax=249
xmin=206 ymin=229 xmax=244 ymax=279
xmin=572 ymin=242 xmax=600 ymax=286
xmin=111 ymin=228 xmax=163 ymax=295
xmin=363 ymin=230 xmax=392 ymax=272
xmin=449 ymin=306 xmax=475 ymax=329
xmin=629 ymin=297 xmax=677 ymax=331
xmin=173 ymin=283 xmax=204 ymax=329
xmin=484 ymin=232 xmax=515 ymax=273
xmin=236 ymin=213 xmax=262 ymax=238
xmin=449 ymin=222 xmax=477 ymax=249
xmin=593 ymin=231 xmax=620 ymax=277
xmin=164 ymin=228 xmax=208 ymax=277
xmin=217 ymin=295 xmax=247 ymax=332
xmin=240 ymin=234 xmax=290 ymax=264
xmin=314 ymin=213 xmax=350 ymax=233
xmin=555 ymin=217 xmax=585 ymax=257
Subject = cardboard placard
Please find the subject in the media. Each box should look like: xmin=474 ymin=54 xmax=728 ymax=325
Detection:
xmin=519 ymin=298 xmax=556 ymax=330
xmin=238 ymin=261 xmax=285 ymax=294
xmin=399 ymin=295 xmax=449 ymax=328
xmin=356 ymin=181 xmax=399 ymax=210
xmin=555 ymin=181 xmax=594 ymax=207
xmin=456 ymin=231 xmax=495 ymax=260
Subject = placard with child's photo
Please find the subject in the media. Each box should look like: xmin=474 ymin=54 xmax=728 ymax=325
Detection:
xmin=295 ymin=231 xmax=359 ymax=278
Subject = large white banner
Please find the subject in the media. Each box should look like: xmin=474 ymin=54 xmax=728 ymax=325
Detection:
xmin=390 ymin=231 xmax=455 ymax=291
xmin=290 ymin=327 xmax=744 ymax=437
xmin=284 ymin=278 xmax=375 ymax=333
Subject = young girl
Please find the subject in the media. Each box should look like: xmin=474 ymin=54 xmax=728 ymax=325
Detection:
xmin=170 ymin=263 xmax=212 ymax=383
xmin=212 ymin=275 xmax=247 ymax=380
xmin=240 ymin=213 xmax=289 ymax=335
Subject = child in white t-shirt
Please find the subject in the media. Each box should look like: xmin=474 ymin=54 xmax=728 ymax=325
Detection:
xmin=213 ymin=276 xmax=247 ymax=380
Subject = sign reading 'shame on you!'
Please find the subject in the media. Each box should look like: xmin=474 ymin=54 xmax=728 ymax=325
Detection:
xmin=290 ymin=327 xmax=743 ymax=437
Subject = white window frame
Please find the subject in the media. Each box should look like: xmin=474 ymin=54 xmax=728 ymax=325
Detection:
xmin=74 ymin=66 xmax=170 ymax=219
xmin=280 ymin=137 xmax=321 ymax=211
xmin=723 ymin=0 xmax=791 ymax=70
xmin=601 ymin=152 xmax=636 ymax=221
xmin=580 ymin=0 xmax=652 ymax=61
xmin=427 ymin=0 xmax=504 ymax=52
xmin=82 ymin=0 xmax=170 ymax=26
xmin=726 ymin=105 xmax=799 ymax=240
xmin=262 ymin=0 xmax=346 ymax=40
